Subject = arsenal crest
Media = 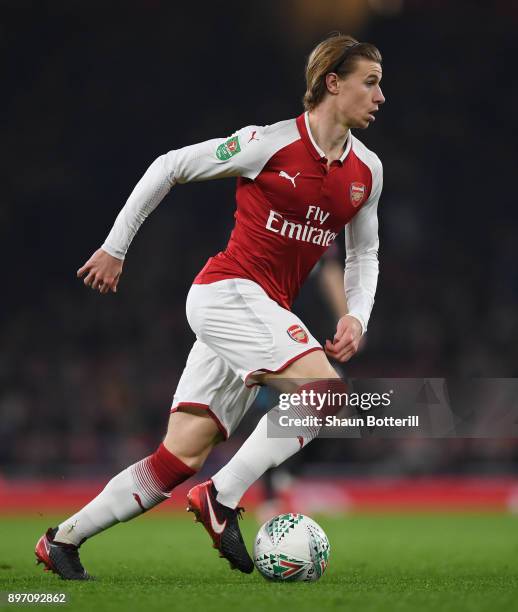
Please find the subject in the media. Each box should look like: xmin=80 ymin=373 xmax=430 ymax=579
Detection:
xmin=350 ymin=182 xmax=367 ymax=207
xmin=287 ymin=324 xmax=309 ymax=344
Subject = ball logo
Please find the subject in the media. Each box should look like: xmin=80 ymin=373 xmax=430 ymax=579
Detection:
xmin=287 ymin=324 xmax=308 ymax=344
xmin=350 ymin=182 xmax=367 ymax=207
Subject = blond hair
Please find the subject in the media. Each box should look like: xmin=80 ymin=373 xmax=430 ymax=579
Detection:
xmin=303 ymin=33 xmax=382 ymax=111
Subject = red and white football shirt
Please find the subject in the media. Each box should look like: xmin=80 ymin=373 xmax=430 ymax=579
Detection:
xmin=102 ymin=112 xmax=382 ymax=332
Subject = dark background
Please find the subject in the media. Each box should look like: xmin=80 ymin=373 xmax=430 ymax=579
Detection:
xmin=2 ymin=0 xmax=517 ymax=478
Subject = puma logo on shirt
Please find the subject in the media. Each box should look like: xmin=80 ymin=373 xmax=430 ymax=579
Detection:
xmin=279 ymin=170 xmax=300 ymax=188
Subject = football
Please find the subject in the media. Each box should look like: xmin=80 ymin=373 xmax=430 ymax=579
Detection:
xmin=253 ymin=513 xmax=331 ymax=581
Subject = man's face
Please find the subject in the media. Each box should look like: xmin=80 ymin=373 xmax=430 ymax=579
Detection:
xmin=335 ymin=59 xmax=385 ymax=129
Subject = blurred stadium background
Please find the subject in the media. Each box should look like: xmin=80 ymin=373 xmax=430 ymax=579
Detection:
xmin=2 ymin=0 xmax=518 ymax=516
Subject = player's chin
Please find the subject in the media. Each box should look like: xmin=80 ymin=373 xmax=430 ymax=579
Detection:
xmin=354 ymin=118 xmax=372 ymax=130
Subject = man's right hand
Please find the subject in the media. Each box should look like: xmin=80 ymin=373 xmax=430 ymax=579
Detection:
xmin=77 ymin=248 xmax=124 ymax=294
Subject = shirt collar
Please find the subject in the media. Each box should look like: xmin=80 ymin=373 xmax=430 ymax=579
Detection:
xmin=296 ymin=111 xmax=352 ymax=163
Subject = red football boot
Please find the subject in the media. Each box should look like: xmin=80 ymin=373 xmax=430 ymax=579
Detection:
xmin=187 ymin=480 xmax=254 ymax=574
xmin=35 ymin=527 xmax=92 ymax=580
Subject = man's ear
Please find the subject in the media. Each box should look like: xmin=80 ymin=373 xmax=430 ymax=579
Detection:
xmin=325 ymin=72 xmax=340 ymax=95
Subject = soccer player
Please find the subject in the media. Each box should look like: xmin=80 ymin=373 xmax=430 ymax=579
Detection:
xmin=36 ymin=33 xmax=384 ymax=579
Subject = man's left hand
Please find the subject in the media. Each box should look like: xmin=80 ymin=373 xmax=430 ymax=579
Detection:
xmin=324 ymin=315 xmax=363 ymax=363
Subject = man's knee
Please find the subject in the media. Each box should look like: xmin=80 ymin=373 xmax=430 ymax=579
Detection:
xmin=164 ymin=407 xmax=223 ymax=470
xmin=261 ymin=349 xmax=347 ymax=426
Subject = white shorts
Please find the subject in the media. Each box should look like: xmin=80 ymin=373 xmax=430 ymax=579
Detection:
xmin=170 ymin=278 xmax=323 ymax=437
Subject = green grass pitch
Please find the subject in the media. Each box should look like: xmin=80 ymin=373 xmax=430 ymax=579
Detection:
xmin=0 ymin=513 xmax=517 ymax=612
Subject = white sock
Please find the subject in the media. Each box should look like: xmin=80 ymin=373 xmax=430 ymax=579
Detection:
xmin=212 ymin=405 xmax=314 ymax=509
xmin=54 ymin=458 xmax=170 ymax=546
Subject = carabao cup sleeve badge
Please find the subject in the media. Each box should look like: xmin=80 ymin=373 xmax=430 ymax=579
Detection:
xmin=216 ymin=136 xmax=241 ymax=161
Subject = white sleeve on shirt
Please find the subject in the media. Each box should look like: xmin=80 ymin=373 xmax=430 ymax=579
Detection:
xmin=343 ymin=156 xmax=382 ymax=334
xmin=102 ymin=125 xmax=267 ymax=259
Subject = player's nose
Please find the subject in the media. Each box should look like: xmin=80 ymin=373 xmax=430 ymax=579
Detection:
xmin=375 ymin=86 xmax=385 ymax=105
